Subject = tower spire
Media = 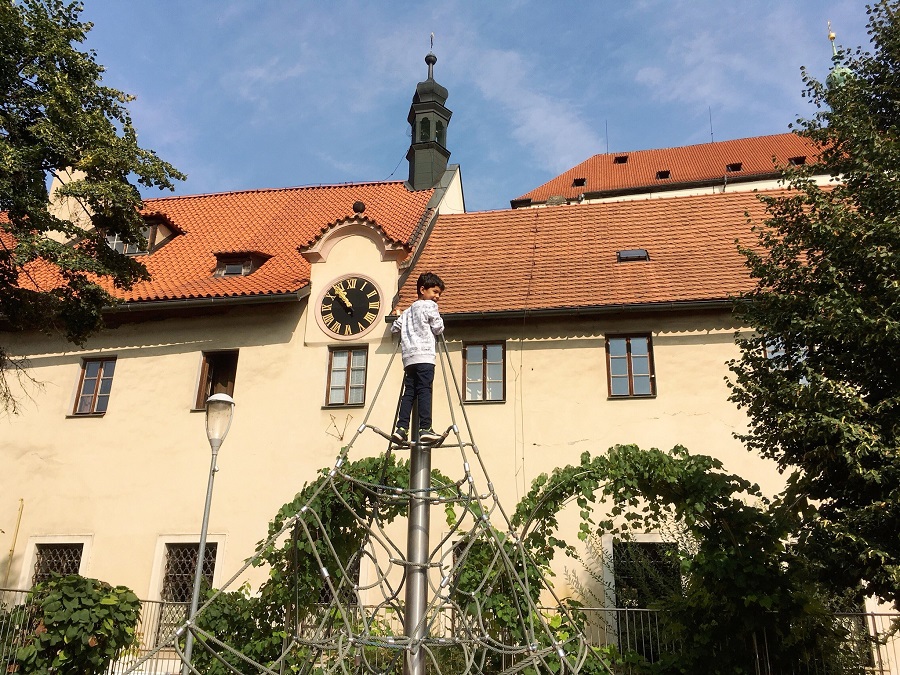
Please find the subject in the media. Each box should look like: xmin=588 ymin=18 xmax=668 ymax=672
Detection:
xmin=406 ymin=44 xmax=452 ymax=191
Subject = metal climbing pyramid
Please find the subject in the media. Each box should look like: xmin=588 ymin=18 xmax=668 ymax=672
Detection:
xmin=126 ymin=336 xmax=609 ymax=675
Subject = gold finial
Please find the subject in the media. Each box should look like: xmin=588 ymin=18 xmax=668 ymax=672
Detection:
xmin=828 ymin=21 xmax=838 ymax=56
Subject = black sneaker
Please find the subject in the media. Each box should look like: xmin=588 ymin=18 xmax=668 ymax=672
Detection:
xmin=391 ymin=428 xmax=408 ymax=443
xmin=418 ymin=428 xmax=442 ymax=443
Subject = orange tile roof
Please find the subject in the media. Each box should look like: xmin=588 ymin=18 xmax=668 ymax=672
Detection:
xmin=15 ymin=181 xmax=435 ymax=302
xmin=513 ymin=133 xmax=822 ymax=206
xmin=400 ymin=189 xmax=776 ymax=315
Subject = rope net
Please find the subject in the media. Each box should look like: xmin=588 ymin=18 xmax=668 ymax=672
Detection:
xmin=128 ymin=337 xmax=609 ymax=675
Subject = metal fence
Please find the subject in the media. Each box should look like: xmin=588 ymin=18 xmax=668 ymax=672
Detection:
xmin=2 ymin=589 xmax=898 ymax=674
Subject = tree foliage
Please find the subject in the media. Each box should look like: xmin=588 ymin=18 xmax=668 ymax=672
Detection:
xmin=518 ymin=445 xmax=866 ymax=674
xmin=730 ymin=0 xmax=900 ymax=607
xmin=0 ymin=0 xmax=183 ymax=412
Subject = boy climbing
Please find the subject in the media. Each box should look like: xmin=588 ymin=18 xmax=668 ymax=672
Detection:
xmin=391 ymin=272 xmax=445 ymax=444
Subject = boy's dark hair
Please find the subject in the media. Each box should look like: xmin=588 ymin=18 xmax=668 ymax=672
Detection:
xmin=417 ymin=272 xmax=445 ymax=292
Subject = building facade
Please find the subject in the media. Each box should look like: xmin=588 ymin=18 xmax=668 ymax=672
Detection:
xmin=2 ymin=59 xmax=817 ymax=611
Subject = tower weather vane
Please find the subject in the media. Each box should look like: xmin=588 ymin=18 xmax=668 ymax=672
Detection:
xmin=430 ymin=32 xmax=434 ymax=51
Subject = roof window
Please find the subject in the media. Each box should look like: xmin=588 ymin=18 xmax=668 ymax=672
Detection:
xmin=726 ymin=162 xmax=743 ymax=173
xmin=617 ymin=249 xmax=650 ymax=262
xmin=655 ymin=170 xmax=671 ymax=180
xmin=613 ymin=155 xmax=629 ymax=165
xmin=788 ymin=156 xmax=807 ymax=166
xmin=572 ymin=177 xmax=586 ymax=187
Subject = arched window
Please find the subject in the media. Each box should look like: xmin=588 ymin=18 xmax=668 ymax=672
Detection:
xmin=435 ymin=120 xmax=445 ymax=146
xmin=419 ymin=118 xmax=430 ymax=142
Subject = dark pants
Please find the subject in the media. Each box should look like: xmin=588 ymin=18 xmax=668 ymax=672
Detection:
xmin=397 ymin=363 xmax=435 ymax=431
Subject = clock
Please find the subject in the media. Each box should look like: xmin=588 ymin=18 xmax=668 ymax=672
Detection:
xmin=318 ymin=275 xmax=382 ymax=338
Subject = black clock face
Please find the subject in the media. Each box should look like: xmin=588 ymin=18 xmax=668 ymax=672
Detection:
xmin=320 ymin=276 xmax=381 ymax=337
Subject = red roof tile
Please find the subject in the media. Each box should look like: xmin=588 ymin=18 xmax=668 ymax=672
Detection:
xmin=13 ymin=181 xmax=435 ymax=302
xmin=513 ymin=133 xmax=822 ymax=205
xmin=401 ymin=189 xmax=776 ymax=315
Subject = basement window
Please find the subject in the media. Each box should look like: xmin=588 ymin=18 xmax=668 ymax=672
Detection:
xmin=726 ymin=162 xmax=743 ymax=172
xmin=655 ymin=170 xmax=671 ymax=180
xmin=617 ymin=249 xmax=650 ymax=262
xmin=788 ymin=156 xmax=807 ymax=166
xmin=613 ymin=155 xmax=629 ymax=165
xmin=572 ymin=177 xmax=587 ymax=187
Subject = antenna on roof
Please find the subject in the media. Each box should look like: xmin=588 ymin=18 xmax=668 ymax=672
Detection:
xmin=708 ymin=106 xmax=714 ymax=143
xmin=605 ymin=120 xmax=609 ymax=154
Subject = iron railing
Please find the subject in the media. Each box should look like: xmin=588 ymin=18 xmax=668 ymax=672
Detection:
xmin=2 ymin=589 xmax=898 ymax=674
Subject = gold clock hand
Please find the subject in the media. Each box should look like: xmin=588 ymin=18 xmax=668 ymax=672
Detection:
xmin=332 ymin=285 xmax=352 ymax=309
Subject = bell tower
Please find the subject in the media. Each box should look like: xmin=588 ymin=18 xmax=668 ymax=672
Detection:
xmin=406 ymin=51 xmax=452 ymax=191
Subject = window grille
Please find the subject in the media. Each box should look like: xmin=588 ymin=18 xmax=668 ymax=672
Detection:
xmin=32 ymin=543 xmax=83 ymax=586
xmin=156 ymin=543 xmax=217 ymax=645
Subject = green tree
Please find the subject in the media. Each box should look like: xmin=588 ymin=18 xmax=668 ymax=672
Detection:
xmin=730 ymin=0 xmax=900 ymax=607
xmin=0 ymin=0 xmax=184 ymax=412
xmin=518 ymin=445 xmax=865 ymax=674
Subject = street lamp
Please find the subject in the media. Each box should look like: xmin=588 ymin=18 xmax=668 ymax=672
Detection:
xmin=181 ymin=393 xmax=235 ymax=675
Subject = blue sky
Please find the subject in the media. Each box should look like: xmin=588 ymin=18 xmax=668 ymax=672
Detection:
xmin=80 ymin=1 xmax=870 ymax=213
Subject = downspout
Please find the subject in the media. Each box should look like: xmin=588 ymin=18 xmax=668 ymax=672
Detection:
xmin=4 ymin=498 xmax=24 ymax=587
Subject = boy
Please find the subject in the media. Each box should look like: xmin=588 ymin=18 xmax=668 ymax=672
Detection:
xmin=391 ymin=272 xmax=445 ymax=444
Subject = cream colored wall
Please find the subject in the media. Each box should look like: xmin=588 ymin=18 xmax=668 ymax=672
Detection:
xmin=0 ymin=296 xmax=776 ymax=603
xmin=435 ymin=167 xmax=465 ymax=216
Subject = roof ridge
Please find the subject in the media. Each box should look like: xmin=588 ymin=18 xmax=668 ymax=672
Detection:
xmin=580 ymin=132 xmax=805 ymax=163
xmin=141 ymin=179 xmax=417 ymax=203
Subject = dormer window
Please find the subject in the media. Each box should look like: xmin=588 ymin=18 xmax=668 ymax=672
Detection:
xmin=107 ymin=227 xmax=150 ymax=255
xmin=726 ymin=162 xmax=743 ymax=173
xmin=214 ymin=252 xmax=270 ymax=277
xmin=105 ymin=219 xmax=175 ymax=256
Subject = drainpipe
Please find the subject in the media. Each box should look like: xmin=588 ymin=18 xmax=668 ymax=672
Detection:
xmin=4 ymin=499 xmax=24 ymax=587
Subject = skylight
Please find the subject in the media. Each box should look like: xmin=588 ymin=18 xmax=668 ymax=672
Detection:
xmin=572 ymin=177 xmax=586 ymax=187
xmin=788 ymin=156 xmax=807 ymax=166
xmin=726 ymin=162 xmax=743 ymax=172
xmin=613 ymin=155 xmax=629 ymax=165
xmin=656 ymin=170 xmax=671 ymax=180
xmin=617 ymin=249 xmax=650 ymax=262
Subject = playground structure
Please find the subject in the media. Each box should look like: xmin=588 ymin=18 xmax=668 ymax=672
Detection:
xmin=120 ymin=335 xmax=607 ymax=675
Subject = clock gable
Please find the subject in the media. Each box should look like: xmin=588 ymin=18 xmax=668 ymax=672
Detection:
xmin=301 ymin=217 xmax=405 ymax=345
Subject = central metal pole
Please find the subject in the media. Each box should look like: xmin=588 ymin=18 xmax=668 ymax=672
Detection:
xmin=403 ymin=404 xmax=431 ymax=675
xmin=181 ymin=441 xmax=220 ymax=675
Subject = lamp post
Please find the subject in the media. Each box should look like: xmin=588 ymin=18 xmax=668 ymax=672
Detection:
xmin=181 ymin=393 xmax=235 ymax=675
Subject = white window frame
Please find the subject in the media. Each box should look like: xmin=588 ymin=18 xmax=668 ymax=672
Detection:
xmin=147 ymin=534 xmax=227 ymax=602
xmin=17 ymin=535 xmax=93 ymax=589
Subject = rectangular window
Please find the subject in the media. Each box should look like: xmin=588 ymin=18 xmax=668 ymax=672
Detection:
xmin=327 ymin=347 xmax=367 ymax=406
xmin=74 ymin=358 xmax=116 ymax=414
xmin=196 ymin=350 xmax=239 ymax=409
xmin=607 ymin=335 xmax=655 ymax=397
xmin=613 ymin=540 xmax=680 ymax=609
xmin=106 ymin=225 xmax=153 ymax=255
xmin=157 ymin=543 xmax=217 ymax=644
xmin=32 ymin=543 xmax=84 ymax=586
xmin=464 ymin=342 xmax=505 ymax=402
